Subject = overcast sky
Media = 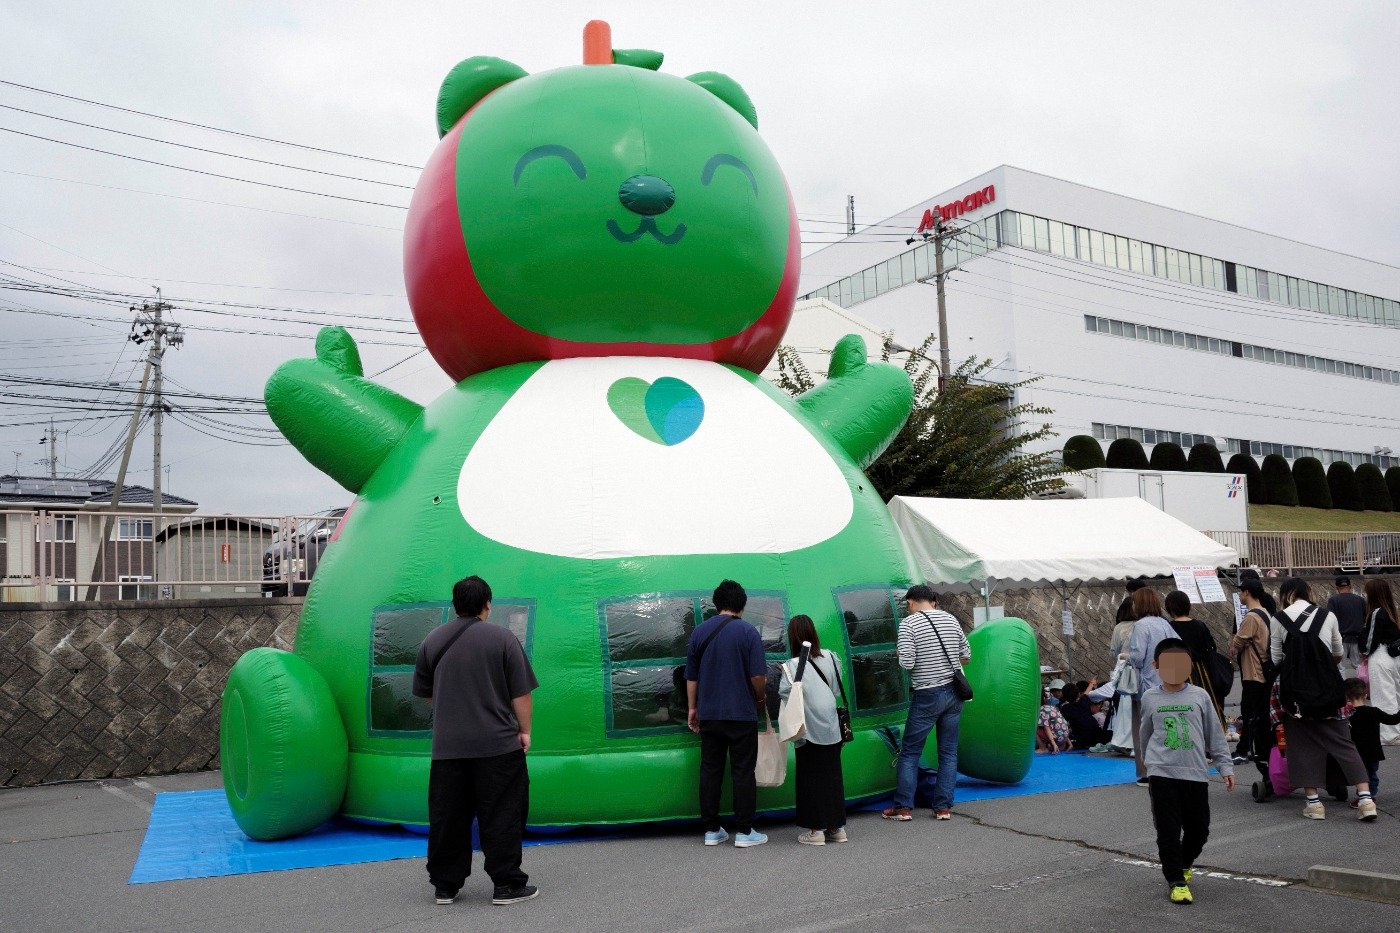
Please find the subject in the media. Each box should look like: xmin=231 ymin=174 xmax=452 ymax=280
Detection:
xmin=1 ymin=1 xmax=1396 ymax=514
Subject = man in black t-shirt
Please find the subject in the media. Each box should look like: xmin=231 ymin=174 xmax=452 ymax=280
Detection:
xmin=413 ymin=575 xmax=539 ymax=907
xmin=1326 ymin=576 xmax=1367 ymax=675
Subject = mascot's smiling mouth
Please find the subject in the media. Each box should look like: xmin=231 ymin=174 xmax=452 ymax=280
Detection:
xmin=606 ymin=217 xmax=687 ymax=245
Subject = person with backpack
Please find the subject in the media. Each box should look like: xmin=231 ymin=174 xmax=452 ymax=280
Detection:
xmin=412 ymin=575 xmax=540 ymax=906
xmin=1270 ymin=577 xmax=1376 ymax=821
xmin=1361 ymin=578 xmax=1400 ymax=746
xmin=686 ymin=579 xmax=769 ymax=848
xmin=1229 ymin=580 xmax=1275 ymax=778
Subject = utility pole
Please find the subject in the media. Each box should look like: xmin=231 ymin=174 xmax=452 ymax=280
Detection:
xmin=129 ymin=290 xmax=182 ymax=526
xmin=932 ymin=213 xmax=951 ymax=393
xmin=845 ymin=195 xmax=856 ymax=237
xmin=40 ymin=420 xmax=58 ymax=478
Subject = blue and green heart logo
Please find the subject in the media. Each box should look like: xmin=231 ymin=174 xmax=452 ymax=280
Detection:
xmin=607 ymin=376 xmax=704 ymax=446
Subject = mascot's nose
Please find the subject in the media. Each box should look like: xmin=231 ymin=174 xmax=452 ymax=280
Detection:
xmin=618 ymin=175 xmax=676 ymax=216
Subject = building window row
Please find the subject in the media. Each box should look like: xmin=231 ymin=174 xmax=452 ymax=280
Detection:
xmin=1090 ymin=422 xmax=1395 ymax=471
xmin=1004 ymin=211 xmax=1228 ymax=290
xmin=1004 ymin=209 xmax=1400 ymax=327
xmin=799 ymin=214 xmax=1002 ymax=308
xmin=801 ymin=203 xmax=1400 ymax=331
xmin=1083 ymin=314 xmax=1400 ymax=386
xmin=1091 ymin=422 xmax=1215 ymax=450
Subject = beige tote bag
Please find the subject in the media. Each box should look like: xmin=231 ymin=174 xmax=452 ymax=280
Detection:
xmin=755 ymin=710 xmax=788 ymax=787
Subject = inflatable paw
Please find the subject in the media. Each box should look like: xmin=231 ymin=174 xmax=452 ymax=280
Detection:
xmin=957 ymin=617 xmax=1041 ymax=783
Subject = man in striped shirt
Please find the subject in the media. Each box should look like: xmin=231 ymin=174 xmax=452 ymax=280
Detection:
xmin=882 ymin=585 xmax=971 ymax=821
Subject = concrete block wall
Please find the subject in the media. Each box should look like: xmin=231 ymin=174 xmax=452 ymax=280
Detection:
xmin=0 ymin=598 xmax=301 ymax=787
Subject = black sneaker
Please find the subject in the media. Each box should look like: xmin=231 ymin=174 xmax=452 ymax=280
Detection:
xmin=434 ymin=888 xmax=457 ymax=905
xmin=492 ymin=884 xmax=540 ymax=905
xmin=1136 ymin=777 xmax=1150 ymax=786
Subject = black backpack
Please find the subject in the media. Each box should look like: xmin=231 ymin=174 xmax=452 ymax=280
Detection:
xmin=1276 ymin=606 xmax=1345 ymax=719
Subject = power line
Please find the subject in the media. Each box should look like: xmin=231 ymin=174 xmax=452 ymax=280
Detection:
xmin=0 ymin=125 xmax=411 ymax=210
xmin=0 ymin=78 xmax=421 ymax=170
xmin=0 ymin=102 xmax=415 ymax=190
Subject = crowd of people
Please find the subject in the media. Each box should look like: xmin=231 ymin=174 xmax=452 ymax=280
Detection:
xmin=406 ymin=570 xmax=1396 ymax=910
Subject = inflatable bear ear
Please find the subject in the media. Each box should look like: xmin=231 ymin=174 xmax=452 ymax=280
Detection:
xmin=686 ymin=71 xmax=758 ymax=128
xmin=614 ymin=48 xmax=664 ymax=70
xmin=436 ymin=56 xmax=529 ymax=137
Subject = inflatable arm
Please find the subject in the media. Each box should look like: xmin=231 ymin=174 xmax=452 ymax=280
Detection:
xmin=796 ymin=334 xmax=914 ymax=468
xmin=265 ymin=327 xmax=424 ymax=493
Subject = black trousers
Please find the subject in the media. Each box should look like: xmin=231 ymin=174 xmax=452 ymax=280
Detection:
xmin=1148 ymin=776 xmax=1210 ymax=886
xmin=794 ymin=740 xmax=845 ymax=831
xmin=427 ymin=750 xmax=529 ymax=894
xmin=699 ymin=719 xmax=758 ymax=834
xmin=1239 ymin=679 xmax=1270 ymax=778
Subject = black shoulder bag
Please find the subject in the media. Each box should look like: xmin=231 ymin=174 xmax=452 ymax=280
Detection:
xmin=923 ymin=612 xmax=974 ymax=702
xmin=808 ymin=655 xmax=855 ymax=743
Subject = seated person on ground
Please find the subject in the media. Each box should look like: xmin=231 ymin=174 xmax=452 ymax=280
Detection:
xmin=1058 ymin=684 xmax=1112 ymax=749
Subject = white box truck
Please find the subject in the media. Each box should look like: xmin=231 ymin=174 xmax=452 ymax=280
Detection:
xmin=1052 ymin=469 xmax=1248 ymax=552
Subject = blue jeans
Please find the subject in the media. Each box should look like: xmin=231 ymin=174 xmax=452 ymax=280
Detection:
xmin=894 ymin=684 xmax=963 ymax=809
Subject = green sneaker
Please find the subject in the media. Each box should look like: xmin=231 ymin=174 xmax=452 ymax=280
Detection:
xmin=1183 ymin=869 xmax=1193 ymax=884
xmin=1170 ymin=884 xmax=1193 ymax=905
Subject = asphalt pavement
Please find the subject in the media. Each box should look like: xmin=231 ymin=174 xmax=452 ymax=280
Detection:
xmin=3 ymin=756 xmax=1398 ymax=932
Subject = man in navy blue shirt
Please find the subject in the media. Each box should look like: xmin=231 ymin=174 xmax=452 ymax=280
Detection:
xmin=686 ymin=579 xmax=769 ymax=848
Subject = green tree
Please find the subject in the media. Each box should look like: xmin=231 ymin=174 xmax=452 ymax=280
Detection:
xmin=1106 ymin=438 xmax=1149 ymax=469
xmin=1327 ymin=461 xmax=1363 ymax=511
xmin=1387 ymin=466 xmax=1400 ymax=513
xmin=1356 ymin=463 xmax=1393 ymax=512
xmin=777 ymin=337 xmax=1065 ymax=500
xmin=1062 ymin=435 xmax=1106 ymax=471
xmin=1292 ymin=457 xmax=1333 ymax=509
xmin=1261 ymin=454 xmax=1298 ymax=506
xmin=1226 ymin=453 xmax=1265 ymax=505
xmin=1186 ymin=443 xmax=1225 ymax=472
xmin=1148 ymin=441 xmax=1187 ymax=471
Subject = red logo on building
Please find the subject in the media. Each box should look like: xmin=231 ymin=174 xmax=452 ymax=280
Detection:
xmin=916 ymin=185 xmax=996 ymax=232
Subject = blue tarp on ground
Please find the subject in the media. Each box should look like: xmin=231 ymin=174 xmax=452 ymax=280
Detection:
xmin=129 ymin=753 xmax=1137 ymax=884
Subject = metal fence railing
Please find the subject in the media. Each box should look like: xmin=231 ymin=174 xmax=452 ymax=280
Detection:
xmin=0 ymin=509 xmax=344 ymax=602
xmin=1206 ymin=530 xmax=1400 ymax=576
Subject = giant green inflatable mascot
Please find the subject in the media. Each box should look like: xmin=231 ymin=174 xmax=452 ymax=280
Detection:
xmin=220 ymin=21 xmax=1040 ymax=840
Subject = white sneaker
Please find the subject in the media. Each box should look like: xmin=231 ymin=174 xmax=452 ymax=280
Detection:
xmin=825 ymin=827 xmax=848 ymax=843
xmin=1303 ymin=800 xmax=1326 ymax=820
xmin=1357 ymin=798 xmax=1378 ymax=822
xmin=797 ymin=830 xmax=825 ymax=846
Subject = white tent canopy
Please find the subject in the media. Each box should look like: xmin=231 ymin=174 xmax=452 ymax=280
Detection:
xmin=889 ymin=496 xmax=1239 ymax=589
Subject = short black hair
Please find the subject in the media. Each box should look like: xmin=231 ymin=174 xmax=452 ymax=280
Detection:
xmin=905 ymin=583 xmax=938 ymax=603
xmin=452 ymin=575 xmax=492 ymax=617
xmin=1344 ymin=677 xmax=1368 ymax=702
xmin=1153 ymin=637 xmax=1190 ymax=663
xmin=1061 ymin=684 xmax=1081 ymax=703
xmin=712 ymin=579 xmax=747 ymax=614
xmin=1125 ymin=577 xmax=1147 ymax=593
xmin=1164 ymin=590 xmax=1193 ymax=618
xmin=1335 ymin=575 xmax=1352 ymax=589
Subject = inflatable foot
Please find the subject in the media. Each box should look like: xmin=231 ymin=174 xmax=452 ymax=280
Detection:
xmin=957 ymin=617 xmax=1041 ymax=783
xmin=221 ymin=648 xmax=349 ymax=840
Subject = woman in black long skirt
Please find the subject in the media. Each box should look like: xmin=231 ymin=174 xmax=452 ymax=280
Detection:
xmin=777 ymin=615 xmax=847 ymax=845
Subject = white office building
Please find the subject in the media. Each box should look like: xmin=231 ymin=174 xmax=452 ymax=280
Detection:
xmin=797 ymin=165 xmax=1400 ymax=470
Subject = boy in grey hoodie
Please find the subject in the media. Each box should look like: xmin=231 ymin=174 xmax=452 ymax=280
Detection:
xmin=1139 ymin=638 xmax=1235 ymax=906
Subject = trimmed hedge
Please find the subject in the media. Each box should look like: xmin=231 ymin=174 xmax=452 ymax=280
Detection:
xmin=1062 ymin=435 xmax=1106 ymax=471
xmin=1292 ymin=457 xmax=1332 ymax=509
xmin=1226 ymin=453 xmax=1265 ymax=505
xmin=1388 ymin=466 xmax=1400 ymax=513
xmin=1186 ymin=443 xmax=1225 ymax=473
xmin=1261 ymin=454 xmax=1298 ymax=506
xmin=1148 ymin=441 xmax=1188 ymax=472
xmin=1356 ymin=463 xmax=1393 ymax=512
xmin=1327 ymin=461 xmax=1363 ymax=511
xmin=1106 ymin=438 xmax=1149 ymax=470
